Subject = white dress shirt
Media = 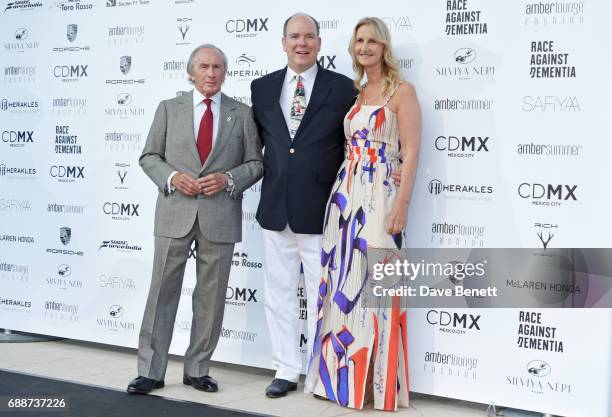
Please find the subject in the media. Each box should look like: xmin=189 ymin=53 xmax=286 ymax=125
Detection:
xmin=167 ymin=88 xmax=222 ymax=191
xmin=279 ymin=63 xmax=318 ymax=135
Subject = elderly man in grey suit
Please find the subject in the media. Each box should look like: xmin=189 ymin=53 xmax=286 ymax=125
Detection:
xmin=127 ymin=44 xmax=263 ymax=395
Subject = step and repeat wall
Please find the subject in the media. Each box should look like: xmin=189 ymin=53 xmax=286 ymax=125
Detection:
xmin=1 ymin=0 xmax=611 ymax=416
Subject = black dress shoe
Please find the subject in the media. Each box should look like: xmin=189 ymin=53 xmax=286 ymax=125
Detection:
xmin=126 ymin=376 xmax=164 ymax=394
xmin=265 ymin=379 xmax=298 ymax=398
xmin=183 ymin=375 xmax=218 ymax=392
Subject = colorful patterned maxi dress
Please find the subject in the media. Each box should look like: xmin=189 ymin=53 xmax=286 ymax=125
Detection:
xmin=305 ymin=88 xmax=409 ymax=410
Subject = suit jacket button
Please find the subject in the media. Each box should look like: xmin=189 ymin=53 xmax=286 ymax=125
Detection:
xmin=289 ymin=148 xmax=295 ymax=154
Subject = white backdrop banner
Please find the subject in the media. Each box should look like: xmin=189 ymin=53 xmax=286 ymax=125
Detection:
xmin=1 ymin=1 xmax=611 ymax=416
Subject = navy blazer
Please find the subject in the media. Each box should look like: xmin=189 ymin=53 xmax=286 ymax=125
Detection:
xmin=251 ymin=65 xmax=356 ymax=234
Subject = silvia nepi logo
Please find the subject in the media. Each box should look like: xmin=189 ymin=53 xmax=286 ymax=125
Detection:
xmin=58 ymin=264 xmax=72 ymax=277
xmin=15 ymin=28 xmax=28 ymax=40
xmin=109 ymin=305 xmax=124 ymax=318
xmin=454 ymin=48 xmax=477 ymax=64
xmin=117 ymin=92 xmax=131 ymax=106
xmin=119 ymin=56 xmax=131 ymax=75
xmin=527 ymin=360 xmax=551 ymax=377
xmin=66 ymin=24 xmax=78 ymax=42
xmin=59 ymin=226 xmax=71 ymax=245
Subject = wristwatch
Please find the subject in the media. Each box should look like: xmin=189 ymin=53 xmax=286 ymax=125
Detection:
xmin=225 ymin=172 xmax=235 ymax=193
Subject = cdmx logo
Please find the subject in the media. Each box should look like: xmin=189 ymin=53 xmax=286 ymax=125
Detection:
xmin=534 ymin=222 xmax=557 ymax=250
xmin=236 ymin=53 xmax=255 ymax=67
xmin=225 ymin=18 xmax=269 ymax=33
xmin=53 ymin=65 xmax=88 ymax=78
xmin=518 ymin=183 xmax=578 ymax=201
xmin=226 ymin=286 xmax=258 ymax=302
xmin=435 ymin=136 xmax=489 ymax=152
xmin=454 ymin=48 xmax=477 ymax=64
xmin=50 ymin=165 xmax=85 ymax=178
xmin=426 ymin=310 xmax=481 ymax=330
xmin=103 ymin=202 xmax=139 ymax=216
xmin=317 ymin=55 xmax=336 ymax=70
xmin=177 ymin=18 xmax=191 ymax=40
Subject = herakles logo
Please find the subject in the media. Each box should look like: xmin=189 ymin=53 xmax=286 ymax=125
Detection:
xmin=0 ymin=99 xmax=39 ymax=114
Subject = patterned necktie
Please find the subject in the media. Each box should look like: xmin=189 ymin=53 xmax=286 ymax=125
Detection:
xmin=196 ymin=98 xmax=213 ymax=165
xmin=289 ymin=75 xmax=306 ymax=138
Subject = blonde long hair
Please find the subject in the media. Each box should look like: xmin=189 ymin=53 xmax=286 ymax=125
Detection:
xmin=348 ymin=17 xmax=403 ymax=99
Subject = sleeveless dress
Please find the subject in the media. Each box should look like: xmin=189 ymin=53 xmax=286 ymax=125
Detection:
xmin=305 ymin=86 xmax=409 ymax=411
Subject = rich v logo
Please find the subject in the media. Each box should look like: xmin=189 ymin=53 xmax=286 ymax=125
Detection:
xmin=117 ymin=170 xmax=127 ymax=185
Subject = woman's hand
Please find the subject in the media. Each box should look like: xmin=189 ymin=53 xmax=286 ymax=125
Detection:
xmin=386 ymin=201 xmax=408 ymax=234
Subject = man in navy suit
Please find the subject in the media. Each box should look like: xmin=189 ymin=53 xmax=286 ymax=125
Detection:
xmin=250 ymin=13 xmax=356 ymax=398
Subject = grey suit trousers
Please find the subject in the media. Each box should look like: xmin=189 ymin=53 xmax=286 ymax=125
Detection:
xmin=137 ymin=216 xmax=234 ymax=380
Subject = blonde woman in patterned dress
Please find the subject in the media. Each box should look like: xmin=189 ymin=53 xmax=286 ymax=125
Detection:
xmin=305 ymin=17 xmax=421 ymax=411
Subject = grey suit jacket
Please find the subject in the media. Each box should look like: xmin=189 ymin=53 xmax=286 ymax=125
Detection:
xmin=139 ymin=91 xmax=263 ymax=243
